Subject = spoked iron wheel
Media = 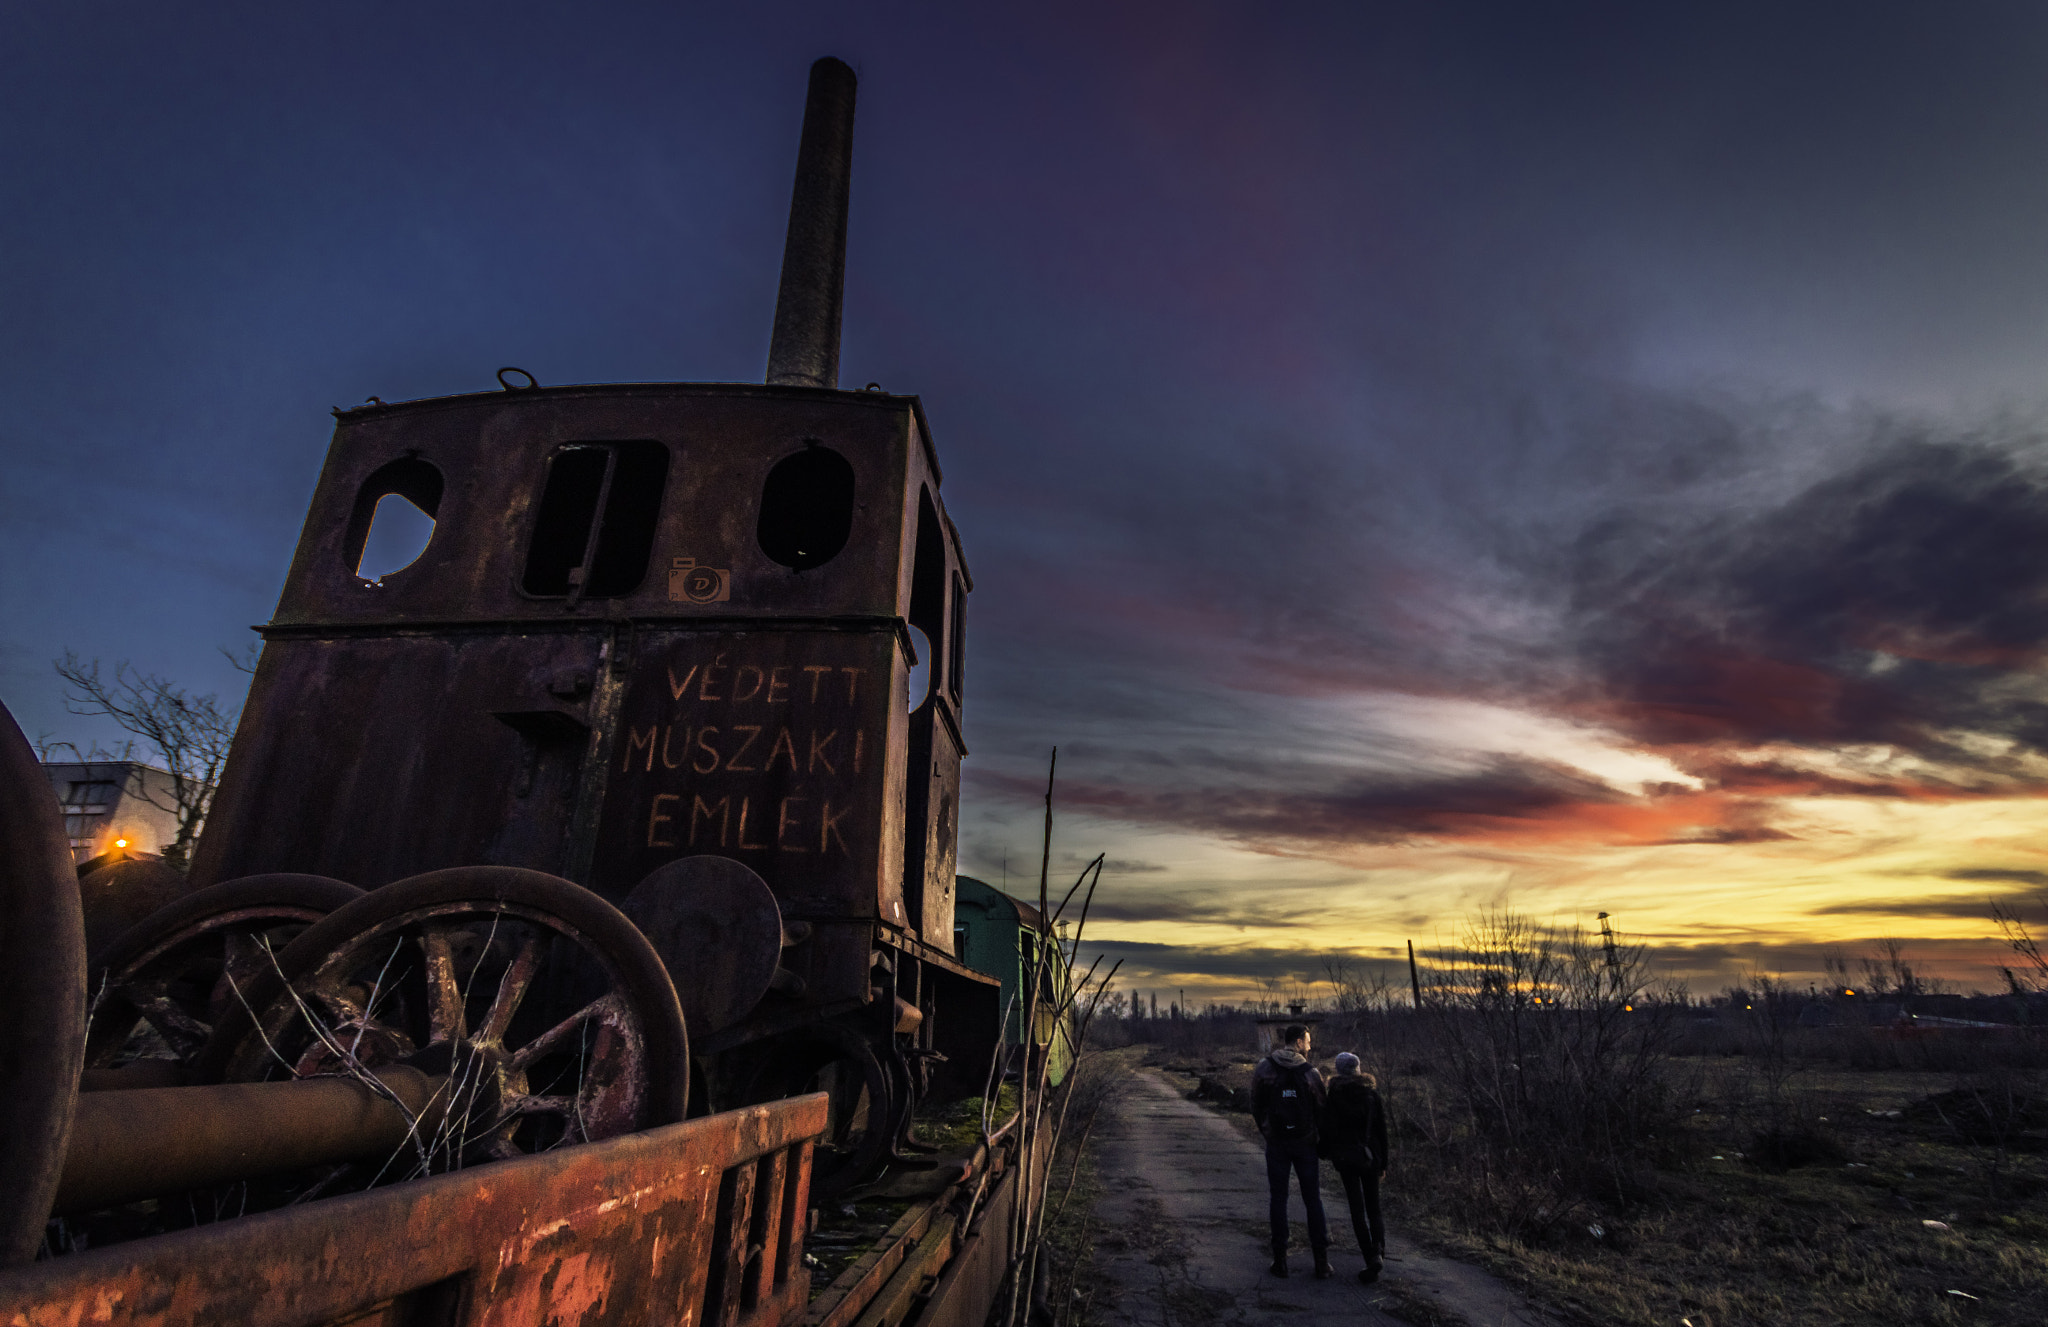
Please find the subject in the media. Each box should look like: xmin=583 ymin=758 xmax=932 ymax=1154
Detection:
xmin=745 ymin=1022 xmax=906 ymax=1199
xmin=83 ymin=874 xmax=365 ymax=1085
xmin=198 ymin=867 xmax=687 ymax=1175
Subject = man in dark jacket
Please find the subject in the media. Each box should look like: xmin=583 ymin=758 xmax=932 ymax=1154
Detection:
xmin=1321 ymin=1051 xmax=1389 ymax=1283
xmin=1251 ymin=1024 xmax=1331 ymax=1278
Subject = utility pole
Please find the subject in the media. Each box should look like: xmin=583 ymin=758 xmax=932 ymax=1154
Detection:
xmin=1407 ymin=939 xmax=1422 ymax=1008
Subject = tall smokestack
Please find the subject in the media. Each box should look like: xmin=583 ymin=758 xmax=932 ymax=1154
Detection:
xmin=765 ymin=57 xmax=857 ymax=389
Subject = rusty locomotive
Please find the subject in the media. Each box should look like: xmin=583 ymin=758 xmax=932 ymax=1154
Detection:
xmin=0 ymin=58 xmax=1036 ymax=1317
xmin=177 ymin=51 xmax=996 ymax=1195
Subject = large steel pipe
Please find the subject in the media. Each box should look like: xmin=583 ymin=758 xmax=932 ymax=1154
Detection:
xmin=765 ymin=56 xmax=857 ymax=389
xmin=54 ymin=1066 xmax=446 ymax=1214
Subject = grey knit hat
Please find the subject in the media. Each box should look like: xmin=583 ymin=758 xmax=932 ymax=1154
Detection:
xmin=1333 ymin=1052 xmax=1362 ymax=1075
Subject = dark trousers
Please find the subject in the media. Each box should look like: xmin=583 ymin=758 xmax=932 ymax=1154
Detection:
xmin=1335 ymin=1165 xmax=1384 ymax=1262
xmin=1264 ymin=1139 xmax=1328 ymax=1257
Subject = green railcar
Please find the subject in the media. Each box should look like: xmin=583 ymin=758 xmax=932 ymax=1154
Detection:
xmin=953 ymin=876 xmax=1075 ymax=1087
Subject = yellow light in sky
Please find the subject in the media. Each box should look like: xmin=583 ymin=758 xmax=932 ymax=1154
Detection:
xmin=114 ymin=838 xmax=128 ymax=849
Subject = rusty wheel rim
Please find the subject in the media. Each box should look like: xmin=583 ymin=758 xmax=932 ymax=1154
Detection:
xmin=747 ymin=1020 xmax=899 ymax=1198
xmin=202 ymin=867 xmax=686 ymax=1177
xmin=84 ymin=874 xmax=364 ymax=1076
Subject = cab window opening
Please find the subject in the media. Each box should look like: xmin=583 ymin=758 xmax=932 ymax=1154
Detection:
xmin=522 ymin=441 xmax=669 ymax=598
xmin=343 ymin=457 xmax=443 ymax=583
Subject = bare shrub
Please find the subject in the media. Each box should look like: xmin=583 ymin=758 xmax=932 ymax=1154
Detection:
xmin=1408 ymin=911 xmax=1691 ymax=1238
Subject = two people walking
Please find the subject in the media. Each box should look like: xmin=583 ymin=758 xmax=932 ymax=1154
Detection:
xmin=1249 ymin=1024 xmax=1388 ymax=1284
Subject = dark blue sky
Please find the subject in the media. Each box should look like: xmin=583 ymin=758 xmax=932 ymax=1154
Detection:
xmin=13 ymin=3 xmax=2048 ymax=993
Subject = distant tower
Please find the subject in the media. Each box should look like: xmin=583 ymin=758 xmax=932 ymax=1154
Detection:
xmin=1598 ymin=912 xmax=1619 ymax=968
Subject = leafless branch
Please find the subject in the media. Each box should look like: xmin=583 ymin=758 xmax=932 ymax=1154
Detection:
xmin=54 ymin=650 xmax=242 ymax=868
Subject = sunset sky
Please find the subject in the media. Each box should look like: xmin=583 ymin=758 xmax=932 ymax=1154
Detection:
xmin=8 ymin=4 xmax=2048 ymax=999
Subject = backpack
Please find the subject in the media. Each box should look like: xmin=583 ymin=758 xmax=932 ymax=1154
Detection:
xmin=1268 ymin=1061 xmax=1318 ymax=1141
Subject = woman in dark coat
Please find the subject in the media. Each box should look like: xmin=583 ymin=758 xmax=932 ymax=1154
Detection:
xmin=1320 ymin=1051 xmax=1389 ymax=1283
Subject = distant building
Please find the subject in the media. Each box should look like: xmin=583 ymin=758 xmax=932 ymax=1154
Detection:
xmin=41 ymin=762 xmax=184 ymax=864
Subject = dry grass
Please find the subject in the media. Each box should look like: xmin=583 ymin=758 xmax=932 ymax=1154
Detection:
xmin=1387 ymin=1060 xmax=2048 ymax=1327
xmin=1041 ymin=1046 xmax=1146 ymax=1327
xmin=1131 ymin=1041 xmax=2048 ymax=1325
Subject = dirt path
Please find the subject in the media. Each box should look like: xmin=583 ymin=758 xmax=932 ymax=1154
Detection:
xmin=1083 ymin=1069 xmax=1553 ymax=1327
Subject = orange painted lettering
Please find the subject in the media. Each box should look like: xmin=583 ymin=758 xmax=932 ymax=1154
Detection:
xmin=807 ymin=729 xmax=839 ymax=776
xmin=698 ymin=654 xmax=728 ymax=702
xmin=737 ymin=797 xmax=768 ymax=850
xmin=819 ymin=800 xmax=852 ymax=855
xmin=726 ymin=725 xmax=763 ymax=772
xmin=689 ymin=795 xmax=730 ymax=847
xmin=647 ymin=793 xmax=679 ymax=848
xmin=691 ymin=727 xmax=721 ymax=774
xmin=777 ymin=797 xmax=808 ymax=852
xmin=624 ymin=726 xmax=656 ymax=773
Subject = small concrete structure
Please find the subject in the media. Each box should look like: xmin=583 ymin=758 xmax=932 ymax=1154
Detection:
xmin=1253 ymin=1000 xmax=1322 ymax=1053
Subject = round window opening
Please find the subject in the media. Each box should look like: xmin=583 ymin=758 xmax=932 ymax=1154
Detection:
xmin=757 ymin=444 xmax=855 ymax=571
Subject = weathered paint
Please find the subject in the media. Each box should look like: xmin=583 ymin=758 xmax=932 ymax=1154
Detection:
xmin=1 ymin=1094 xmax=827 ymax=1327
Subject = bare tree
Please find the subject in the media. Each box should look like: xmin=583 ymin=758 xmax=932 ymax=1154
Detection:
xmin=1322 ymin=953 xmax=1394 ymax=1013
xmin=1991 ymin=897 xmax=2048 ymax=994
xmin=53 ymin=651 xmax=245 ymax=871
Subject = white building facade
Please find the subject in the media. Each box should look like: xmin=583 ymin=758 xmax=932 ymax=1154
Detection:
xmin=42 ymin=762 xmax=185 ymax=864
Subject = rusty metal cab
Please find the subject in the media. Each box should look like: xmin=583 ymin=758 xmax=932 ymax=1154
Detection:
xmin=198 ymin=387 xmax=958 ymax=948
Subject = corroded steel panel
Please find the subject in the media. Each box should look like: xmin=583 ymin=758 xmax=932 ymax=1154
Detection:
xmin=915 ymin=1169 xmax=1016 ymax=1327
xmin=195 ymin=631 xmax=607 ymax=889
xmin=1 ymin=1094 xmax=827 ymax=1327
xmin=270 ymin=387 xmax=928 ymax=629
xmin=596 ymin=629 xmax=908 ymax=924
xmin=191 ymin=383 xmax=965 ymax=971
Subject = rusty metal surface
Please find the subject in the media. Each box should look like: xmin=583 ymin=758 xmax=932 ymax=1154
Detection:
xmin=4 ymin=1093 xmax=828 ymax=1327
xmin=913 ymin=1156 xmax=1019 ymax=1327
xmin=620 ymin=856 xmax=785 ymax=1034
xmin=849 ymin=1212 xmax=956 ymax=1327
xmin=594 ymin=626 xmax=908 ymax=977
xmin=806 ymin=1198 xmax=946 ymax=1327
xmin=183 ymin=383 xmax=980 ymax=1103
xmin=805 ymin=1136 xmax=1024 ymax=1327
xmin=83 ymin=873 xmax=365 ymax=1079
xmin=0 ymin=700 xmax=85 ymax=1265
xmin=78 ymin=858 xmax=191 ymax=962
xmin=186 ymin=385 xmax=965 ymax=1021
xmin=55 ymin=1067 xmax=445 ymax=1214
xmin=199 ymin=868 xmax=690 ymax=1155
